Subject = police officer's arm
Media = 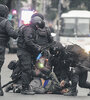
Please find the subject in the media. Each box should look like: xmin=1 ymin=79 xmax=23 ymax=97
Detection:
xmin=23 ymin=28 xmax=40 ymax=51
xmin=5 ymin=20 xmax=18 ymax=39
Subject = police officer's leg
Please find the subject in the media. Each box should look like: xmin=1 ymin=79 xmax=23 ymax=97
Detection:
xmin=79 ymin=70 xmax=90 ymax=96
xmin=17 ymin=50 xmax=34 ymax=95
xmin=79 ymin=71 xmax=90 ymax=88
xmin=0 ymin=46 xmax=5 ymax=96
xmin=64 ymin=67 xmax=80 ymax=96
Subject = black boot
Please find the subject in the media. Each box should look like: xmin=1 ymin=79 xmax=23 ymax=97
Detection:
xmin=64 ymin=72 xmax=79 ymax=96
xmin=5 ymin=84 xmax=13 ymax=92
xmin=87 ymin=90 xmax=90 ymax=96
xmin=21 ymin=85 xmax=35 ymax=95
xmin=0 ymin=88 xmax=4 ymax=96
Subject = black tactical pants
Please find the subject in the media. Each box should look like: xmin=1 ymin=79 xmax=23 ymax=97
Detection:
xmin=0 ymin=46 xmax=5 ymax=88
xmin=17 ymin=49 xmax=33 ymax=88
xmin=0 ymin=46 xmax=5 ymax=69
xmin=71 ymin=67 xmax=90 ymax=91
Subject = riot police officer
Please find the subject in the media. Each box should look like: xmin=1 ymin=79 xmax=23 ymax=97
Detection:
xmin=49 ymin=42 xmax=70 ymax=88
xmin=63 ymin=44 xmax=90 ymax=96
xmin=17 ymin=13 xmax=53 ymax=95
xmin=0 ymin=4 xmax=17 ymax=96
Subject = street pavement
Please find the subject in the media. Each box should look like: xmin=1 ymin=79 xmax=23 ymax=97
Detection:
xmin=0 ymin=53 xmax=90 ymax=100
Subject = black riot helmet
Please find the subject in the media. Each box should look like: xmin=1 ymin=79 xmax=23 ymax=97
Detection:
xmin=50 ymin=42 xmax=64 ymax=56
xmin=31 ymin=13 xmax=45 ymax=28
xmin=0 ymin=4 xmax=9 ymax=18
xmin=31 ymin=13 xmax=44 ymax=20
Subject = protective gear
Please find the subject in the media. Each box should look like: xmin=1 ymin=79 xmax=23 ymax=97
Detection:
xmin=0 ymin=4 xmax=9 ymax=18
xmin=31 ymin=13 xmax=44 ymax=20
xmin=0 ymin=4 xmax=17 ymax=96
xmin=17 ymin=13 xmax=54 ymax=95
xmin=49 ymin=42 xmax=67 ymax=82
xmin=35 ymin=27 xmax=52 ymax=45
xmin=64 ymin=44 xmax=90 ymax=96
xmin=31 ymin=16 xmax=45 ymax=29
xmin=50 ymin=42 xmax=63 ymax=56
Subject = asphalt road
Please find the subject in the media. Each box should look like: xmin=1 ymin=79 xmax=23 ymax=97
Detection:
xmin=1 ymin=53 xmax=90 ymax=100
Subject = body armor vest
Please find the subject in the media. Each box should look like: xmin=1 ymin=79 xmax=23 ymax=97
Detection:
xmin=35 ymin=28 xmax=49 ymax=46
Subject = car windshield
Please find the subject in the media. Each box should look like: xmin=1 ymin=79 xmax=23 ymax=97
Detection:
xmin=61 ymin=18 xmax=90 ymax=37
xmin=77 ymin=19 xmax=90 ymax=36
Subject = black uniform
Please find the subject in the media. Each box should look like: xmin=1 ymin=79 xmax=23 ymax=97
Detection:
xmin=0 ymin=4 xmax=17 ymax=96
xmin=64 ymin=44 xmax=90 ymax=96
xmin=17 ymin=13 xmax=53 ymax=94
xmin=49 ymin=42 xmax=69 ymax=83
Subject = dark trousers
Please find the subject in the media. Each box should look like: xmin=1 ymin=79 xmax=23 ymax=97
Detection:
xmin=0 ymin=46 xmax=5 ymax=89
xmin=17 ymin=49 xmax=33 ymax=88
xmin=71 ymin=67 xmax=90 ymax=91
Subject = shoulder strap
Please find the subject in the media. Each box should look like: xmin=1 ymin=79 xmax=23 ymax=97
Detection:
xmin=0 ymin=19 xmax=8 ymax=28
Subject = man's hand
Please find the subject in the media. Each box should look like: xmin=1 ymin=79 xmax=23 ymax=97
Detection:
xmin=60 ymin=80 xmax=65 ymax=87
xmin=35 ymin=68 xmax=41 ymax=76
xmin=60 ymin=88 xmax=69 ymax=94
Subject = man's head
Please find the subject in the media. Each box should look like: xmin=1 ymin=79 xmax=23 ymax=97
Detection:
xmin=31 ymin=13 xmax=45 ymax=28
xmin=0 ymin=4 xmax=9 ymax=18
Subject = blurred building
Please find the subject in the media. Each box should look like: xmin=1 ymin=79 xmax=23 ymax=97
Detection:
xmin=21 ymin=0 xmax=32 ymax=9
xmin=22 ymin=0 xmax=50 ymax=14
xmin=36 ymin=0 xmax=50 ymax=14
xmin=61 ymin=0 xmax=70 ymax=10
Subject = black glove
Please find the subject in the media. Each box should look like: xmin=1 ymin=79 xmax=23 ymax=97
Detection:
xmin=8 ymin=60 xmax=17 ymax=70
